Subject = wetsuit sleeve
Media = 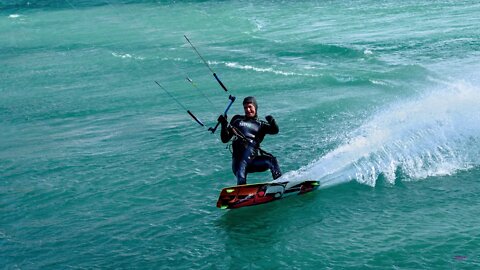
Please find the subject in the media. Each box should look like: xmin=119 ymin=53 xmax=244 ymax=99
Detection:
xmin=220 ymin=115 xmax=238 ymax=143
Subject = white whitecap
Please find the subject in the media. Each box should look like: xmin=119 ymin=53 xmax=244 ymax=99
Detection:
xmin=364 ymin=49 xmax=373 ymax=55
xmin=211 ymin=61 xmax=319 ymax=77
xmin=111 ymin=52 xmax=144 ymax=60
xmin=370 ymin=80 xmax=388 ymax=86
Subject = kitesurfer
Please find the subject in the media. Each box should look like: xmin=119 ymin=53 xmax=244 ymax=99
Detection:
xmin=218 ymin=96 xmax=282 ymax=185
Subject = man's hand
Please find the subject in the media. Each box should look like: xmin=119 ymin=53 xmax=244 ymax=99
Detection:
xmin=265 ymin=115 xmax=275 ymax=124
xmin=218 ymin=114 xmax=228 ymax=125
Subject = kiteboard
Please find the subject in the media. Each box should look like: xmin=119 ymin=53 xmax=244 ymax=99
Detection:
xmin=216 ymin=180 xmax=320 ymax=209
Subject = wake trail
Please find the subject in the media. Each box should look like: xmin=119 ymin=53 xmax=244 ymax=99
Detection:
xmin=279 ymin=79 xmax=480 ymax=187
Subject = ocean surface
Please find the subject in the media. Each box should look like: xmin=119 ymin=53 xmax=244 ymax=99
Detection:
xmin=2 ymin=0 xmax=480 ymax=269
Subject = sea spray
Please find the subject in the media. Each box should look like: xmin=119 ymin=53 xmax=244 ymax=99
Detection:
xmin=281 ymin=80 xmax=480 ymax=187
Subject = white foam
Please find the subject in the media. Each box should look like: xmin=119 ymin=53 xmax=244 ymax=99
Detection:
xmin=209 ymin=61 xmax=320 ymax=77
xmin=370 ymin=79 xmax=388 ymax=86
xmin=364 ymin=49 xmax=373 ymax=55
xmin=111 ymin=52 xmax=144 ymax=60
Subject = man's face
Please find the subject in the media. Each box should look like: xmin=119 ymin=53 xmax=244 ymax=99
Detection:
xmin=243 ymin=103 xmax=256 ymax=118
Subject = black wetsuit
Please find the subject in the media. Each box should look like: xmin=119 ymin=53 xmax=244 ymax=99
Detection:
xmin=220 ymin=115 xmax=282 ymax=185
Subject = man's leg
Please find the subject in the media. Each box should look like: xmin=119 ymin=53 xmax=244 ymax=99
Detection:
xmin=233 ymin=146 xmax=256 ymax=185
xmin=248 ymin=155 xmax=282 ymax=180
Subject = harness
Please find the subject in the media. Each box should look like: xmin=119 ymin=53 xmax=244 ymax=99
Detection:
xmin=228 ymin=125 xmax=275 ymax=158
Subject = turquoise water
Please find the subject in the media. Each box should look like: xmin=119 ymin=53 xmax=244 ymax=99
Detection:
xmin=2 ymin=1 xmax=480 ymax=269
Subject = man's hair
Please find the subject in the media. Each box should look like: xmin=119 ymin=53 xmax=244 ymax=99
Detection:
xmin=243 ymin=96 xmax=258 ymax=109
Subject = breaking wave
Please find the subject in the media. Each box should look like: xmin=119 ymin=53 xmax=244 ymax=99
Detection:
xmin=209 ymin=61 xmax=320 ymax=77
xmin=111 ymin=52 xmax=144 ymax=60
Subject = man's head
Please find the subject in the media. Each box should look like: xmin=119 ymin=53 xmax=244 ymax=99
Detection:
xmin=243 ymin=96 xmax=257 ymax=118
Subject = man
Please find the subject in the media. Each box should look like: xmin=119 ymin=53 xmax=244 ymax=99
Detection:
xmin=218 ymin=96 xmax=282 ymax=185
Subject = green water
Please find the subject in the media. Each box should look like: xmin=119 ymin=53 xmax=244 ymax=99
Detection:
xmin=2 ymin=1 xmax=480 ymax=269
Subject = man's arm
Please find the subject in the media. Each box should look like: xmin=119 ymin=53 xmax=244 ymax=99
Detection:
xmin=219 ymin=115 xmax=234 ymax=143
xmin=263 ymin=115 xmax=279 ymax=134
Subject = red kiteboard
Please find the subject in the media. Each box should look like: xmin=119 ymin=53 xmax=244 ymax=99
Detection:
xmin=216 ymin=180 xmax=320 ymax=209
